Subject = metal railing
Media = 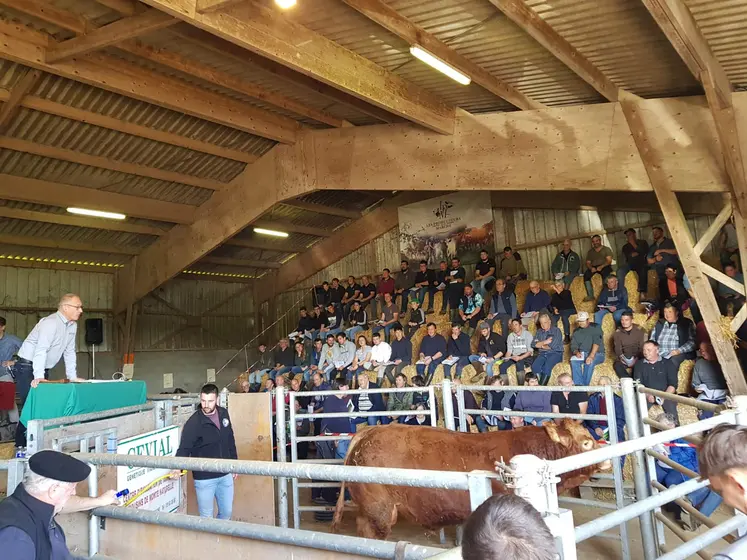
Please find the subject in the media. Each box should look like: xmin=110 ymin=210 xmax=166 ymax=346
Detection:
xmin=284 ymin=384 xmax=439 ymax=529
xmin=455 ymin=382 xmax=631 ymax=560
xmin=78 ymin=451 xmax=489 ymax=559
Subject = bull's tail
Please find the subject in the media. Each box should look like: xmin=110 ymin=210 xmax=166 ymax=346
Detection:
xmin=331 ymin=480 xmax=346 ymax=532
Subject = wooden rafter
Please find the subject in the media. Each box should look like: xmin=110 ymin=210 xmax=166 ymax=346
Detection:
xmin=117 ymin=39 xmax=347 ymax=128
xmin=619 ymin=89 xmax=747 ymax=395
xmin=0 ymin=136 xmax=229 ymax=191
xmin=0 ymin=207 xmax=166 ymax=236
xmin=173 ymin=26 xmax=405 ymax=125
xmin=252 ymin=220 xmax=332 ymax=237
xmin=202 ymin=256 xmax=281 ymax=269
xmin=222 ymin=237 xmax=308 ymax=253
xmin=45 ymin=10 xmax=177 ymax=63
xmin=0 ymin=19 xmax=300 ymax=143
xmin=341 ymin=0 xmax=544 ymax=111
xmin=693 ymin=200 xmax=733 ymax=256
xmin=92 ymin=0 xmax=138 ymax=16
xmin=0 ymin=69 xmax=42 ymax=133
xmin=487 ymin=0 xmax=619 ymax=102
xmin=0 ymin=174 xmax=195 ymax=224
xmin=0 ymin=88 xmax=258 ymax=164
xmin=0 ymin=233 xmax=142 ymax=255
xmin=8 ymin=0 xmax=89 ymax=34
xmin=255 ymin=192 xmax=431 ymax=304
xmin=138 ymin=0 xmax=456 ymax=134
xmin=282 ymin=200 xmax=360 ymax=220
xmin=195 ymin=0 xmax=244 ymax=14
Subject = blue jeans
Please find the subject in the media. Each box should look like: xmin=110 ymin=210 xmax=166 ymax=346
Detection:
xmin=372 ymin=324 xmax=395 ymax=342
xmin=248 ymin=368 xmax=270 ymax=385
xmin=475 ymin=416 xmax=511 ymax=432
xmin=444 ymin=357 xmax=469 ymax=379
xmin=194 ymin=474 xmax=234 ymax=519
xmin=416 ymin=357 xmax=444 ymax=383
xmin=656 ymin=466 xmax=722 ymax=517
xmin=472 ymin=276 xmax=495 ymax=299
xmin=571 ymin=354 xmax=605 ymax=386
xmin=270 ymin=366 xmax=291 ymax=380
xmin=532 ymin=351 xmax=563 ymax=385
xmin=553 ymin=310 xmax=575 ymax=339
xmin=469 ymin=355 xmax=496 ymax=378
xmin=417 ymin=287 xmax=437 ymax=309
xmin=345 ymin=325 xmax=364 ymax=341
xmin=498 ymin=358 xmax=532 ymax=385
xmin=594 ymin=308 xmax=629 ymax=326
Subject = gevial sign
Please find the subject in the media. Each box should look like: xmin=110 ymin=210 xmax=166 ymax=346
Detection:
xmin=116 ymin=425 xmax=181 ymax=513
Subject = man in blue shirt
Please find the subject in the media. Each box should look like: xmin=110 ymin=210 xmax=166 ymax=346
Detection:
xmin=595 ymin=275 xmax=631 ymax=326
xmin=0 ymin=316 xmax=21 ymax=366
xmin=417 ymin=322 xmax=447 ymax=384
xmin=12 ymin=293 xmax=85 ymax=446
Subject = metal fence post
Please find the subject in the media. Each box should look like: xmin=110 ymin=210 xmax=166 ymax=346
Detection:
xmin=638 ymin=384 xmax=666 ymax=548
xmin=428 ymin=385 xmax=437 ymax=427
xmin=467 ymin=471 xmax=493 ymax=511
xmin=26 ymin=419 xmax=44 ymax=455
xmin=442 ymin=380 xmax=455 ymax=431
xmin=275 ymin=386 xmax=288 ymax=528
xmin=154 ymin=400 xmax=166 ymax=429
xmin=163 ymin=399 xmax=174 ymax=427
xmin=6 ymin=458 xmax=25 ymax=494
xmin=88 ymin=463 xmax=99 ymax=557
xmin=604 ymin=384 xmax=631 ymax=560
xmin=621 ymin=377 xmax=658 ymax=560
xmin=732 ymin=395 xmax=747 ymax=538
xmin=456 ymin=385 xmax=467 ymax=433
xmin=288 ymin=392 xmax=301 ymax=529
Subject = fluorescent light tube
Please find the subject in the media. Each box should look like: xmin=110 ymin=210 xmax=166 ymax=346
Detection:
xmin=410 ymin=46 xmax=471 ymax=85
xmin=67 ymin=207 xmax=126 ymax=220
xmin=254 ymin=227 xmax=289 ymax=238
xmin=275 ymin=0 xmax=297 ymax=8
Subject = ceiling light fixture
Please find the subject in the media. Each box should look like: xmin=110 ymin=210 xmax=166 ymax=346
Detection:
xmin=409 ymin=46 xmax=471 ymax=85
xmin=275 ymin=0 xmax=297 ymax=9
xmin=67 ymin=207 xmax=126 ymax=220
xmin=254 ymin=227 xmax=289 ymax=238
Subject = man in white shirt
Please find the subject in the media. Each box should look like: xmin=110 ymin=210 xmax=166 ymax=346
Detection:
xmin=369 ymin=332 xmax=392 ymax=383
xmin=12 ymin=293 xmax=85 ymax=446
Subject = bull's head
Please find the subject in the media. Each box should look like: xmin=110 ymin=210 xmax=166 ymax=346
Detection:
xmin=544 ymin=419 xmax=612 ymax=472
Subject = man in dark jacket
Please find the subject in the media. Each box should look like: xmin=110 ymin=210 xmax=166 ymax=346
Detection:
xmin=487 ymin=278 xmax=517 ymax=337
xmin=469 ymin=321 xmax=507 ymax=379
xmin=633 ymin=341 xmax=679 ymax=423
xmin=551 ymin=239 xmax=581 ymax=287
xmin=174 ymin=383 xmax=238 ymax=519
xmin=650 ymin=302 xmax=696 ymax=371
xmin=384 ymin=325 xmax=412 ymax=385
xmin=551 ymin=280 xmax=576 ymax=343
xmin=414 ymin=260 xmax=437 ymax=313
xmin=271 ymin=338 xmax=295 ymax=380
xmin=619 ymin=228 xmax=650 ymax=297
xmin=418 ymin=322 xmax=447 ymax=384
xmin=394 ymin=260 xmax=418 ymax=314
xmin=658 ymin=264 xmax=689 ymax=311
xmin=445 ymin=323 xmax=472 ymax=379
xmin=351 ymin=372 xmax=388 ymax=427
xmin=0 ymin=450 xmax=117 ymax=560
xmin=612 ymin=312 xmax=646 ymax=379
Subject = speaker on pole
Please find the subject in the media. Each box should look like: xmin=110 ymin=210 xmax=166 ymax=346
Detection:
xmin=85 ymin=318 xmax=104 ymax=346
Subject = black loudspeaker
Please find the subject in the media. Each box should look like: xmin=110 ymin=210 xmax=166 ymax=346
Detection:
xmin=85 ymin=318 xmax=104 ymax=346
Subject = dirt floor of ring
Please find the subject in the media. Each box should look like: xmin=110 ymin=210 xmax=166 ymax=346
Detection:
xmin=298 ymin=491 xmax=734 ymax=559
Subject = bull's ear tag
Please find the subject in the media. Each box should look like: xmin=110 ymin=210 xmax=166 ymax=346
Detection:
xmin=544 ymin=423 xmax=572 ymax=448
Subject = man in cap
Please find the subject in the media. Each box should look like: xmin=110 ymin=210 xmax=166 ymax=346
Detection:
xmin=0 ymin=450 xmax=117 ymax=559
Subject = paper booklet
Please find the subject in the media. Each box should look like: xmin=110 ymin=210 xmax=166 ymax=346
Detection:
xmin=437 ymin=282 xmax=446 ymax=290
xmin=570 ymin=352 xmax=587 ymax=362
xmin=416 ymin=359 xmax=426 ymax=365
xmin=442 ymin=357 xmax=459 ymax=366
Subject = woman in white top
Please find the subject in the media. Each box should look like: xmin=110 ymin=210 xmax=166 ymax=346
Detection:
xmin=348 ymin=335 xmax=372 ymax=386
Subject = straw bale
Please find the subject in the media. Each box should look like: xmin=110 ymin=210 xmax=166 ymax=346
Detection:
xmin=548 ymin=358 xmax=618 ymax=387
xmin=600 ymin=312 xmax=616 ymax=357
xmin=647 ymin=402 xmax=699 ymax=426
xmin=410 ymin=328 xmax=427 ymax=364
xmin=640 ymin=311 xmax=660 ymax=333
xmin=401 ymin=365 xmax=417 ymax=384
xmin=514 ymin=281 xmax=530 ymax=312
xmin=676 ymin=359 xmax=695 ymax=394
xmin=0 ymin=442 xmax=14 ymax=460
xmin=647 ymin=270 xmax=659 ymax=300
xmin=623 ymin=270 xmax=641 ymax=311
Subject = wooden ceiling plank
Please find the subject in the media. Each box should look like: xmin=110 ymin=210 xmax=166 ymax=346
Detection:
xmin=91 ymin=0 xmax=139 ymax=16
xmin=202 ymin=256 xmax=281 ymax=269
xmin=195 ymin=0 xmax=244 ymax=14
xmin=487 ymin=0 xmax=619 ymax=102
xmin=0 ymin=20 xmax=300 ymax=143
xmin=4 ymin=0 xmax=88 ymax=34
xmin=0 ymin=206 xmax=166 ymax=236
xmin=0 ymin=89 xmax=258 ymax=164
xmin=173 ymin=25 xmax=404 ymax=125
xmin=341 ymin=0 xmax=545 ymax=111
xmin=0 ymin=174 xmax=194 ymax=224
xmin=222 ymin=237 xmax=308 ymax=253
xmin=252 ymin=219 xmax=332 ymax=237
xmin=640 ymin=0 xmax=731 ymax=107
xmin=0 ymin=233 xmax=141 ymax=255
xmin=0 ymin=69 xmax=42 ymax=133
xmin=137 ymin=0 xmax=456 ymax=134
xmin=46 ymin=10 xmax=178 ymax=63
xmin=0 ymin=136 xmax=229 ymax=191
xmin=282 ymin=200 xmax=360 ymax=220
xmin=118 ymin=39 xmax=346 ymax=128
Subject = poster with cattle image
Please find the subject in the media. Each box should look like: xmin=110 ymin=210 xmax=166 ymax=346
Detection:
xmin=398 ymin=192 xmax=494 ymax=265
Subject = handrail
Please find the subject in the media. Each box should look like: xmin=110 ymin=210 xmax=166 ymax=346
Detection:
xmin=636 ymin=386 xmax=725 ymax=412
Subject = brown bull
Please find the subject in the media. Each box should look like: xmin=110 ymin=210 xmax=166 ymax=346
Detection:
xmin=331 ymin=420 xmax=610 ymax=540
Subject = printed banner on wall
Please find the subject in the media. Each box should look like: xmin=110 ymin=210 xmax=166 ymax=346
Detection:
xmin=398 ymin=192 xmax=494 ymax=265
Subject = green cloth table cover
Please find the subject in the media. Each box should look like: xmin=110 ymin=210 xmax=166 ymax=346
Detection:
xmin=20 ymin=381 xmax=147 ymax=425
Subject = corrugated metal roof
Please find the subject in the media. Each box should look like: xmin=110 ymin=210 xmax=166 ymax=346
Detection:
xmin=524 ymin=0 xmax=700 ymax=99
xmin=0 ymin=218 xmax=153 ymax=248
xmin=0 ymin=244 xmax=131 ymax=265
xmin=296 ymin=191 xmax=390 ymax=213
xmin=686 ymin=0 xmax=747 ymax=88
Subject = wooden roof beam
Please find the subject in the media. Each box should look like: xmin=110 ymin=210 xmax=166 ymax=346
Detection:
xmin=487 ymin=0 xmax=619 ymax=102
xmin=138 ymin=0 xmax=456 ymax=134
xmin=0 ymin=88 xmax=258 ymax=164
xmin=222 ymin=237 xmax=309 ymax=253
xmin=0 ymin=18 xmax=300 ymax=143
xmin=282 ymin=200 xmax=360 ymax=220
xmin=0 ymin=174 xmax=195 ymax=224
xmin=201 ymin=256 xmax=281 ymax=269
xmin=45 ymin=10 xmax=177 ymax=63
xmin=640 ymin=0 xmax=732 ymax=108
xmin=0 ymin=233 xmax=142 ymax=255
xmin=341 ymin=0 xmax=545 ymax=111
xmin=0 ymin=206 xmax=167 ymax=236
xmin=117 ymin=39 xmax=348 ymax=128
xmin=0 ymin=69 xmax=42 ymax=133
xmin=252 ymin=220 xmax=332 ymax=237
xmin=91 ymin=0 xmax=139 ymax=16
xmin=7 ymin=0 xmax=89 ymax=34
xmin=0 ymin=136 xmax=229 ymax=191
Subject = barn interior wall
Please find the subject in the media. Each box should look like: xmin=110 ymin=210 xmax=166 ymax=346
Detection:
xmin=0 ymin=266 xmax=254 ymax=393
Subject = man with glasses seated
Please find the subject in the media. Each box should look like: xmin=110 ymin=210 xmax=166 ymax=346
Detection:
xmin=12 ymin=293 xmax=86 ymax=447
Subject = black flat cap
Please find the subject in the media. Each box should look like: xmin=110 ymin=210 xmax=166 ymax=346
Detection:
xmin=29 ymin=450 xmax=91 ymax=483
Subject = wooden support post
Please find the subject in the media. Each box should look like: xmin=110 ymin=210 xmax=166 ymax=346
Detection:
xmin=619 ymin=90 xmax=747 ymax=395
